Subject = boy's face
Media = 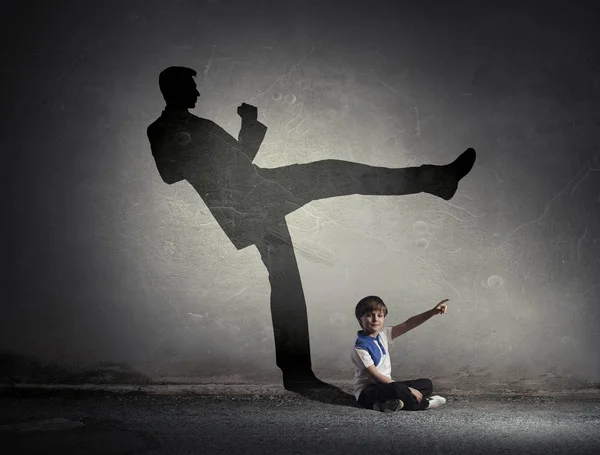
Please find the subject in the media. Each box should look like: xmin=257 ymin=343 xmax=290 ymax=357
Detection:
xmin=359 ymin=307 xmax=385 ymax=337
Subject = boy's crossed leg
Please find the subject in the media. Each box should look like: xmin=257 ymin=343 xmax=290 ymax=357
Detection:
xmin=358 ymin=378 xmax=435 ymax=411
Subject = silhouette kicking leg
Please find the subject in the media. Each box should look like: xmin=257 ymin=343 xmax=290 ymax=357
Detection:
xmin=255 ymin=148 xmax=477 ymax=204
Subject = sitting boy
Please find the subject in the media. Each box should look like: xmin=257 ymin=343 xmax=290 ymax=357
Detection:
xmin=350 ymin=295 xmax=448 ymax=412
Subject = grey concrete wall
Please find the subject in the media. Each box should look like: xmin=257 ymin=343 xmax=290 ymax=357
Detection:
xmin=4 ymin=0 xmax=599 ymax=391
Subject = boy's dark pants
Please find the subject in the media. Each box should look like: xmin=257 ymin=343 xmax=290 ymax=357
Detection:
xmin=358 ymin=378 xmax=433 ymax=411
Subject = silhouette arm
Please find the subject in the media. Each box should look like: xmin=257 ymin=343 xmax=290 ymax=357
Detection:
xmin=238 ymin=119 xmax=267 ymax=162
xmin=152 ymin=151 xmax=184 ymax=184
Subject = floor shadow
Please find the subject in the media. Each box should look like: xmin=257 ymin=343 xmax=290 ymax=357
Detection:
xmin=287 ymin=383 xmax=359 ymax=407
xmin=147 ymin=66 xmax=476 ymax=395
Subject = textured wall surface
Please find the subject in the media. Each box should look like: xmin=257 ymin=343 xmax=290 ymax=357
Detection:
xmin=4 ymin=0 xmax=599 ymax=391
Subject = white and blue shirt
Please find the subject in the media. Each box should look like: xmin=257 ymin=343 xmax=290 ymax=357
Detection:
xmin=350 ymin=326 xmax=394 ymax=400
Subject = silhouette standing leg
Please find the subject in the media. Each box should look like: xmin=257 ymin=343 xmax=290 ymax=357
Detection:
xmin=252 ymin=221 xmax=324 ymax=389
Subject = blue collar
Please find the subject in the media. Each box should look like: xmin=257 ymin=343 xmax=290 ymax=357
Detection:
xmin=355 ymin=330 xmax=387 ymax=366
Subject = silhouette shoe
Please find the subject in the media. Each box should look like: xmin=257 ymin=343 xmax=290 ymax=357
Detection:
xmin=283 ymin=371 xmax=332 ymax=391
xmin=421 ymin=148 xmax=476 ymax=200
xmin=373 ymin=399 xmax=404 ymax=412
xmin=425 ymin=395 xmax=447 ymax=409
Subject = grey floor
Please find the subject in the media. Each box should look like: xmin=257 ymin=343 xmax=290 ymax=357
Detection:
xmin=1 ymin=391 xmax=599 ymax=455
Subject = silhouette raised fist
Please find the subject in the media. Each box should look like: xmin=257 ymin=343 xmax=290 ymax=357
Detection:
xmin=237 ymin=103 xmax=258 ymax=122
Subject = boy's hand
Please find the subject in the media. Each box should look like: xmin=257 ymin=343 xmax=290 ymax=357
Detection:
xmin=237 ymin=103 xmax=258 ymax=122
xmin=432 ymin=299 xmax=449 ymax=315
xmin=409 ymin=387 xmax=423 ymax=403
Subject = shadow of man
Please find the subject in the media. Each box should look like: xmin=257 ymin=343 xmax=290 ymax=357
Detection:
xmin=147 ymin=66 xmax=476 ymax=401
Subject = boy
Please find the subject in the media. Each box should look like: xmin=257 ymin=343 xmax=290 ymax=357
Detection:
xmin=351 ymin=295 xmax=448 ymax=412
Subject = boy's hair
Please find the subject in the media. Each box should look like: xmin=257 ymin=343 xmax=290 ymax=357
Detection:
xmin=355 ymin=296 xmax=388 ymax=326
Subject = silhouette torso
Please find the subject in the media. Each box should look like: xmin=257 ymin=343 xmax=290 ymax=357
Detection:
xmin=148 ymin=107 xmax=269 ymax=249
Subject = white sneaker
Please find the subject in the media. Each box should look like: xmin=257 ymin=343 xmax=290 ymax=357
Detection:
xmin=426 ymin=395 xmax=447 ymax=409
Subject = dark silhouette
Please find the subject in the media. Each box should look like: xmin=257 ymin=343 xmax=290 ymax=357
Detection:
xmin=147 ymin=66 xmax=476 ymax=399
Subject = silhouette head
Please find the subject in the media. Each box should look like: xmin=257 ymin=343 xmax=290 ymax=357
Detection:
xmin=158 ymin=66 xmax=200 ymax=109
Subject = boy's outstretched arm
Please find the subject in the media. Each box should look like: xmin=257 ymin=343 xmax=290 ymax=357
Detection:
xmin=391 ymin=299 xmax=448 ymax=339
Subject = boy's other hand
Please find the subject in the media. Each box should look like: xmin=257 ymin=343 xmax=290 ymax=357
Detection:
xmin=409 ymin=387 xmax=423 ymax=403
xmin=433 ymin=299 xmax=449 ymax=315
